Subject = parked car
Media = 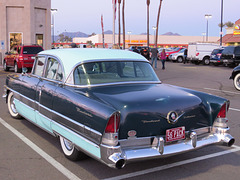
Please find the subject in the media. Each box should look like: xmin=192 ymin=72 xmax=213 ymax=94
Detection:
xmin=165 ymin=47 xmax=185 ymax=60
xmin=230 ymin=65 xmax=240 ymax=91
xmin=210 ymin=48 xmax=224 ymax=66
xmin=221 ymin=46 xmax=240 ymax=67
xmin=168 ymin=48 xmax=187 ymax=63
xmin=187 ymin=43 xmax=221 ymax=65
xmin=3 ymin=44 xmax=44 ymax=73
xmin=3 ymin=48 xmax=235 ymax=169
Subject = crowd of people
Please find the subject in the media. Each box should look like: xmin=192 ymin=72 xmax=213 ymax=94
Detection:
xmin=132 ymin=45 xmax=167 ymax=70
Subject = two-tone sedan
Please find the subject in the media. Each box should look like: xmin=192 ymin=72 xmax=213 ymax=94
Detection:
xmin=3 ymin=48 xmax=235 ymax=169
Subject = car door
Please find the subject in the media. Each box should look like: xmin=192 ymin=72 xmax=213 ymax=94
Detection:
xmin=234 ymin=46 xmax=240 ymax=63
xmin=36 ymin=56 xmax=63 ymax=133
xmin=20 ymin=56 xmax=46 ymax=123
xmin=7 ymin=46 xmax=18 ymax=66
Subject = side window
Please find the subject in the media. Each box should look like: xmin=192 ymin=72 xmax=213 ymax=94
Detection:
xmin=33 ymin=56 xmax=46 ymax=76
xmin=45 ymin=58 xmax=59 ymax=80
xmin=235 ymin=47 xmax=240 ymax=55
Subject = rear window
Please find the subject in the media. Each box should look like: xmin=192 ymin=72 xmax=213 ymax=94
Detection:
xmin=73 ymin=61 xmax=159 ymax=85
xmin=22 ymin=46 xmax=43 ymax=54
xmin=212 ymin=49 xmax=223 ymax=55
xmin=222 ymin=46 xmax=234 ymax=55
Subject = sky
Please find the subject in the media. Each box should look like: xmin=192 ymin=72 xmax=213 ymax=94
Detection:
xmin=51 ymin=0 xmax=240 ymax=37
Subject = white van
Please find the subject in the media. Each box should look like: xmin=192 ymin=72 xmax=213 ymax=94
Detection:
xmin=187 ymin=43 xmax=221 ymax=65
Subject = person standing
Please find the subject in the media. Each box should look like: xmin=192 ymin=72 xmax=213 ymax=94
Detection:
xmin=132 ymin=46 xmax=139 ymax=53
xmin=150 ymin=45 xmax=159 ymax=68
xmin=183 ymin=48 xmax=188 ymax=64
xmin=160 ymin=49 xmax=167 ymax=69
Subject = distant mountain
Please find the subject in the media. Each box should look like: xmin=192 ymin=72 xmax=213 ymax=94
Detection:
xmin=162 ymin=32 xmax=181 ymax=36
xmin=60 ymin=31 xmax=89 ymax=38
xmin=104 ymin=30 xmax=113 ymax=34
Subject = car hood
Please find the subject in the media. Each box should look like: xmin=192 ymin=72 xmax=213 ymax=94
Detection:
xmin=89 ymin=83 xmax=212 ymax=139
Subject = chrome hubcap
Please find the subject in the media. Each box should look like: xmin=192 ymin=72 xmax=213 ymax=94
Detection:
xmin=63 ymin=139 xmax=73 ymax=151
xmin=10 ymin=97 xmax=17 ymax=114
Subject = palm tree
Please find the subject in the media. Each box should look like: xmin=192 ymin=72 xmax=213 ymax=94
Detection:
xmin=118 ymin=0 xmax=121 ymax=47
xmin=225 ymin=21 xmax=234 ymax=28
xmin=155 ymin=0 xmax=163 ymax=47
xmin=122 ymin=0 xmax=125 ymax=49
xmin=147 ymin=0 xmax=150 ymax=47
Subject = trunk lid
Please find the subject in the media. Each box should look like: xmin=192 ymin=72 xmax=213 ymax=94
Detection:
xmin=91 ymin=83 xmax=210 ymax=139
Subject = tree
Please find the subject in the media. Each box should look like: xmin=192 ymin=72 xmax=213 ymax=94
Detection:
xmin=218 ymin=21 xmax=234 ymax=28
xmin=59 ymin=34 xmax=65 ymax=42
xmin=155 ymin=0 xmax=163 ymax=47
xmin=146 ymin=0 xmax=150 ymax=47
xmin=225 ymin=21 xmax=234 ymax=28
xmin=122 ymin=0 xmax=125 ymax=49
xmin=118 ymin=0 xmax=122 ymax=47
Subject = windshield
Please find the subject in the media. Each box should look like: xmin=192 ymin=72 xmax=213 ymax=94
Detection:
xmin=74 ymin=61 xmax=159 ymax=85
xmin=23 ymin=46 xmax=43 ymax=54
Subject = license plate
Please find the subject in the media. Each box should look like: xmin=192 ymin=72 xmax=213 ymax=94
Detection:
xmin=166 ymin=126 xmax=185 ymax=142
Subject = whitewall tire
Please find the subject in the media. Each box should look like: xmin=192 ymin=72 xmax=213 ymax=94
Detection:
xmin=7 ymin=92 xmax=22 ymax=119
xmin=233 ymin=73 xmax=240 ymax=91
xmin=59 ymin=136 xmax=86 ymax=161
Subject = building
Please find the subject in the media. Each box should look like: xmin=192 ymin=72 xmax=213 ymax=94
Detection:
xmin=73 ymin=34 xmax=220 ymax=49
xmin=221 ymin=19 xmax=240 ymax=46
xmin=0 ymin=0 xmax=51 ymax=64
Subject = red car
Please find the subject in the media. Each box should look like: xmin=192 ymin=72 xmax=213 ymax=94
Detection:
xmin=3 ymin=45 xmax=43 ymax=73
xmin=165 ymin=47 xmax=185 ymax=60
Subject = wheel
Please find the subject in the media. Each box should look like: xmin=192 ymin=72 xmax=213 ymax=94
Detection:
xmin=177 ymin=57 xmax=183 ymax=63
xmin=59 ymin=136 xmax=86 ymax=161
xmin=233 ymin=73 xmax=240 ymax=91
xmin=14 ymin=62 xmax=21 ymax=73
xmin=7 ymin=92 xmax=22 ymax=119
xmin=3 ymin=60 xmax=10 ymax=71
xmin=203 ymin=57 xmax=210 ymax=65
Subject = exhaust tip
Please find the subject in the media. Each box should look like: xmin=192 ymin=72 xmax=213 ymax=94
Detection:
xmin=227 ymin=138 xmax=235 ymax=147
xmin=115 ymin=159 xmax=125 ymax=169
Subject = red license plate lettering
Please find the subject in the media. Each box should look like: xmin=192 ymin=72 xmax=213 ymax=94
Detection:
xmin=166 ymin=127 xmax=185 ymax=142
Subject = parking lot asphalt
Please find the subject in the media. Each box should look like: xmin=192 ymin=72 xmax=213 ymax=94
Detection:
xmin=0 ymin=62 xmax=240 ymax=180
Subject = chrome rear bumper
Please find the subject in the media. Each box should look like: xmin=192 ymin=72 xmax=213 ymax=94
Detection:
xmin=100 ymin=126 xmax=234 ymax=169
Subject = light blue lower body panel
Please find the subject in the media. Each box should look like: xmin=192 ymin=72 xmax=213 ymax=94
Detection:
xmin=15 ymin=99 xmax=36 ymax=123
xmin=52 ymin=122 xmax=101 ymax=159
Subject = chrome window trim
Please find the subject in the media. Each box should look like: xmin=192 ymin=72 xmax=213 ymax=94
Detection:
xmin=64 ymin=59 xmax=154 ymax=85
xmin=65 ymin=81 xmax=162 ymax=88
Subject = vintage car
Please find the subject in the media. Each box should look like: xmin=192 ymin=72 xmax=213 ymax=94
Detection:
xmin=230 ymin=64 xmax=240 ymax=91
xmin=3 ymin=48 xmax=235 ymax=169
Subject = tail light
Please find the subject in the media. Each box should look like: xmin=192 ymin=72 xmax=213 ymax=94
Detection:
xmin=105 ymin=113 xmax=120 ymax=133
xmin=213 ymin=102 xmax=230 ymax=128
xmin=196 ymin=52 xmax=199 ymax=56
xmin=102 ymin=112 xmax=120 ymax=146
xmin=18 ymin=56 xmax=24 ymax=61
xmin=217 ymin=102 xmax=229 ymax=118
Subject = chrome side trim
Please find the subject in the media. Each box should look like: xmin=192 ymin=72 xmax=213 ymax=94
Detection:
xmin=6 ymin=87 xmax=102 ymax=143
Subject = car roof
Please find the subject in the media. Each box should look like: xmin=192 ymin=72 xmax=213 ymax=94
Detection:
xmin=38 ymin=48 xmax=148 ymax=77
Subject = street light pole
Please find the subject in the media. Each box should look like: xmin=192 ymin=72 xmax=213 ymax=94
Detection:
xmin=51 ymin=9 xmax=58 ymax=46
xmin=152 ymin=26 xmax=157 ymax=46
xmin=220 ymin=0 xmax=223 ymax=46
xmin=205 ymin=14 xmax=212 ymax=42
xmin=127 ymin=31 xmax=131 ymax=47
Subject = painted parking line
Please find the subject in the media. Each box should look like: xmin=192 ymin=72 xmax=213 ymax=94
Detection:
xmin=0 ymin=117 xmax=81 ymax=180
xmin=103 ymin=145 xmax=240 ymax=180
xmin=204 ymin=87 xmax=240 ymax=95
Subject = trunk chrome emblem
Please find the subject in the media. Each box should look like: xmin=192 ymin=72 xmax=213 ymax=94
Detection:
xmin=128 ymin=130 xmax=137 ymax=137
xmin=167 ymin=111 xmax=179 ymax=124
